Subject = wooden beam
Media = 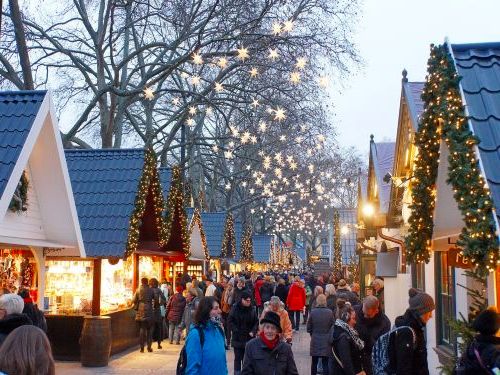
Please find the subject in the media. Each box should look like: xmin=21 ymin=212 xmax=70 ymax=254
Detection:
xmin=132 ymin=253 xmax=139 ymax=291
xmin=91 ymin=258 xmax=102 ymax=316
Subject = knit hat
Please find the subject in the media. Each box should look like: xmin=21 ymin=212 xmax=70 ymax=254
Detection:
xmin=240 ymin=290 xmax=252 ymax=301
xmin=260 ymin=311 xmax=282 ymax=332
xmin=176 ymin=284 xmax=184 ymax=293
xmin=337 ymin=279 xmax=348 ymax=289
xmin=408 ymin=288 xmax=435 ymax=316
xmin=472 ymin=308 xmax=499 ymax=336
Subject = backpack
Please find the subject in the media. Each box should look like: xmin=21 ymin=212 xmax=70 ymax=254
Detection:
xmin=176 ymin=325 xmax=205 ymax=375
xmin=372 ymin=326 xmax=416 ymax=375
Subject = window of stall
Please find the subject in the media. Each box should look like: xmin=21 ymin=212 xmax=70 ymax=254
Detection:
xmin=0 ymin=248 xmax=38 ymax=300
xmin=139 ymin=256 xmax=162 ymax=281
xmin=100 ymin=257 xmax=134 ymax=314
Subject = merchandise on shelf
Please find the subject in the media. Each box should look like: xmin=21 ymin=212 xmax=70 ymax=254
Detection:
xmin=100 ymin=258 xmax=133 ymax=314
xmin=168 ymin=262 xmax=184 ymax=279
xmin=0 ymin=249 xmax=37 ymax=295
xmin=186 ymin=262 xmax=203 ymax=278
xmin=139 ymin=256 xmax=162 ymax=281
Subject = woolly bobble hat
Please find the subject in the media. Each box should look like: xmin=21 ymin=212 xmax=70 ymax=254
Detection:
xmin=337 ymin=279 xmax=348 ymax=289
xmin=408 ymin=288 xmax=435 ymax=316
xmin=472 ymin=308 xmax=499 ymax=336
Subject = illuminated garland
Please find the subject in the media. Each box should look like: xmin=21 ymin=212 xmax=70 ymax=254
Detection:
xmin=240 ymin=225 xmax=254 ymax=262
xmin=189 ymin=209 xmax=210 ymax=260
xmin=405 ymin=43 xmax=499 ymax=270
xmin=220 ymin=212 xmax=236 ymax=258
xmin=125 ymin=149 xmax=166 ymax=259
xmin=333 ymin=210 xmax=342 ymax=272
xmin=164 ymin=166 xmax=191 ymax=259
xmin=9 ymin=170 xmax=29 ymax=212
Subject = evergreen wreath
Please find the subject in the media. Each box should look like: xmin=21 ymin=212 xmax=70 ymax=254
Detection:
xmin=9 ymin=171 xmax=29 ymax=212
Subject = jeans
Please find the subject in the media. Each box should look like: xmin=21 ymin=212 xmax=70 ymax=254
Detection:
xmin=222 ymin=311 xmax=231 ymax=345
xmin=304 ymin=305 xmax=310 ymax=323
xmin=311 ymin=356 xmax=329 ymax=375
xmin=234 ymin=347 xmax=246 ymax=371
xmin=168 ymin=321 xmax=180 ymax=344
xmin=289 ymin=310 xmax=301 ymax=330
xmin=152 ymin=319 xmax=163 ymax=344
xmin=138 ymin=320 xmax=153 ymax=349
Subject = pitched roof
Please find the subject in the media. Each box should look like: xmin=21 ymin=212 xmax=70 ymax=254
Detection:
xmin=65 ymin=149 xmax=146 ymax=257
xmin=0 ymin=91 xmax=46 ymax=200
xmin=402 ymin=82 xmax=425 ymax=130
xmin=200 ymin=212 xmax=227 ymax=257
xmin=451 ymin=42 xmax=500 ymax=224
xmin=370 ymin=141 xmax=396 ymax=213
xmin=158 ymin=167 xmax=172 ymax=199
xmin=252 ymin=235 xmax=273 ymax=263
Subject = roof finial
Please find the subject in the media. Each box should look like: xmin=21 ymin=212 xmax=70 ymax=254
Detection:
xmin=370 ymin=134 xmax=374 ymax=143
xmin=402 ymin=69 xmax=408 ymax=83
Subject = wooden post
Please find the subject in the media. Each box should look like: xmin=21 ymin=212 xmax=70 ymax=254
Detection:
xmin=132 ymin=253 xmax=139 ymax=292
xmin=92 ymin=258 xmax=102 ymax=316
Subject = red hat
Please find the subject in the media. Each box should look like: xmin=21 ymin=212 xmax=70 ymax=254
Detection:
xmin=176 ymin=285 xmax=183 ymax=293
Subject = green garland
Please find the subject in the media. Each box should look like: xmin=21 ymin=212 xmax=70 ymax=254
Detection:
xmin=405 ymin=43 xmax=499 ymax=270
xmin=125 ymin=149 xmax=167 ymax=258
xmin=333 ymin=210 xmax=342 ymax=272
xmin=163 ymin=166 xmax=191 ymax=259
xmin=220 ymin=213 xmax=236 ymax=258
xmin=9 ymin=171 xmax=29 ymax=212
xmin=240 ymin=225 xmax=254 ymax=262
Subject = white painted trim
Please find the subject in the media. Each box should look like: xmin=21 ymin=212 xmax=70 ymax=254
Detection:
xmin=432 ymin=233 xmax=461 ymax=241
xmin=0 ymin=235 xmax=74 ymax=248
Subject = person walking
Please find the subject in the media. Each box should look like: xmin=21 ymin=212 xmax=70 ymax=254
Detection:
xmin=259 ymin=276 xmax=274 ymax=307
xmin=307 ymin=294 xmax=334 ymax=375
xmin=166 ymin=284 xmax=186 ymax=345
xmin=228 ymin=291 xmax=259 ymax=375
xmin=241 ymin=311 xmax=299 ymax=375
xmin=233 ymin=277 xmax=249 ymax=307
xmin=185 ymin=296 xmax=228 ymax=375
xmin=392 ymin=288 xmax=435 ymax=375
xmin=133 ymin=278 xmax=155 ymax=352
xmin=286 ymin=277 xmax=306 ymax=331
xmin=336 ymin=279 xmax=361 ymax=306
xmin=220 ymin=279 xmax=234 ymax=348
xmin=149 ymin=278 xmax=167 ymax=349
xmin=274 ymin=278 xmax=289 ymax=304
xmin=353 ymin=296 xmax=390 ymax=375
xmin=310 ymin=286 xmax=324 ymax=309
xmin=329 ymin=300 xmax=365 ymax=375
xmin=179 ymin=288 xmax=200 ymax=336
xmin=0 ymin=325 xmax=55 ymax=375
xmin=204 ymin=278 xmax=217 ymax=297
xmin=254 ymin=275 xmax=264 ymax=315
xmin=260 ymin=296 xmax=293 ymax=344
xmin=304 ymin=282 xmax=313 ymax=324
xmin=325 ymin=284 xmax=337 ymax=313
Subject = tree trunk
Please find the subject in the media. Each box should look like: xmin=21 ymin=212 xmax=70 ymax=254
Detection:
xmin=9 ymin=0 xmax=33 ymax=89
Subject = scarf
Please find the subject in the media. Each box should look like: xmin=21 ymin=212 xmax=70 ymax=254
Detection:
xmin=335 ymin=319 xmax=364 ymax=350
xmin=259 ymin=331 xmax=279 ymax=350
xmin=210 ymin=315 xmax=224 ymax=330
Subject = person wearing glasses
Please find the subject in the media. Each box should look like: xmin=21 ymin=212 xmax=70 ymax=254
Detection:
xmin=228 ymin=291 xmax=259 ymax=375
xmin=185 ymin=296 xmax=228 ymax=375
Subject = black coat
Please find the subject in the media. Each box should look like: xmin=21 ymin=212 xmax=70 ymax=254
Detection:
xmin=392 ymin=309 xmax=429 ymax=375
xmin=459 ymin=334 xmax=500 ymax=373
xmin=259 ymin=282 xmax=274 ymax=304
xmin=274 ymin=284 xmax=288 ymax=304
xmin=307 ymin=306 xmax=335 ymax=357
xmin=326 ymin=294 xmax=337 ymax=313
xmin=329 ymin=324 xmax=364 ymax=375
xmin=233 ymin=286 xmax=249 ymax=306
xmin=0 ymin=313 xmax=33 ymax=346
xmin=241 ymin=338 xmax=299 ymax=375
xmin=353 ymin=304 xmax=391 ymax=375
xmin=335 ymin=289 xmax=360 ymax=306
xmin=228 ymin=302 xmax=258 ymax=348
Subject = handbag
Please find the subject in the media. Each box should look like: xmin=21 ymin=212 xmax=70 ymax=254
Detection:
xmin=332 ymin=345 xmax=344 ymax=369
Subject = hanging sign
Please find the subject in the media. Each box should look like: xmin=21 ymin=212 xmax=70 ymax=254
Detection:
xmin=448 ymin=247 xmax=472 ymax=269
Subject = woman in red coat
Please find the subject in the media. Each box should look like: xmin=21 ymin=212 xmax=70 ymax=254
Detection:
xmin=286 ymin=277 xmax=306 ymax=331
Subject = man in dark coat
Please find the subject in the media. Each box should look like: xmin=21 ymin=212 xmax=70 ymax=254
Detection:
xmin=0 ymin=293 xmax=33 ymax=346
xmin=259 ymin=277 xmax=274 ymax=306
xmin=133 ymin=277 xmax=156 ymax=352
xmin=232 ymin=277 xmax=249 ymax=306
xmin=307 ymin=294 xmax=334 ymax=375
xmin=274 ymin=278 xmax=289 ymax=304
xmin=228 ymin=291 xmax=258 ymax=375
xmin=335 ymin=279 xmax=360 ymax=306
xmin=354 ymin=296 xmax=390 ymax=375
xmin=392 ymin=288 xmax=435 ymax=375
xmin=166 ymin=284 xmax=186 ymax=345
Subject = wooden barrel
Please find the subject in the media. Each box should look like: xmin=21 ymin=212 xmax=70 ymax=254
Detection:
xmin=79 ymin=316 xmax=112 ymax=367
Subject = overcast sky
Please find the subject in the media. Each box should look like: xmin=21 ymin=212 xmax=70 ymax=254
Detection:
xmin=330 ymin=0 xmax=499 ymax=158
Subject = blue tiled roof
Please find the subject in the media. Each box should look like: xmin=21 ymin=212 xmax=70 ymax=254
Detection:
xmin=252 ymin=235 xmax=273 ymax=263
xmin=200 ymin=212 xmax=227 ymax=257
xmin=0 ymin=91 xmax=46 ymax=200
xmin=403 ymin=82 xmax=425 ymax=130
xmin=370 ymin=141 xmax=396 ymax=214
xmin=451 ymin=42 xmax=500 ymax=224
xmin=295 ymin=243 xmax=306 ymax=262
xmin=158 ymin=167 xmax=172 ymax=200
xmin=65 ymin=149 xmax=146 ymax=257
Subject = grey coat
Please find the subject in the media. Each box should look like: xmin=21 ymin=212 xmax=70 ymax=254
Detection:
xmin=180 ymin=297 xmax=199 ymax=331
xmin=307 ymin=306 xmax=335 ymax=357
xmin=133 ymin=285 xmax=155 ymax=322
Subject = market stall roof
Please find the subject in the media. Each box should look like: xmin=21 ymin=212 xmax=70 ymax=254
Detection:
xmin=65 ymin=148 xmax=160 ymax=257
xmin=368 ymin=139 xmax=396 ymax=214
xmin=402 ymin=81 xmax=425 ymax=130
xmin=199 ymin=212 xmax=241 ymax=258
xmin=451 ymin=42 xmax=500 ymax=227
xmin=0 ymin=91 xmax=84 ymax=256
xmin=159 ymin=167 xmax=172 ymax=198
xmin=252 ymin=234 xmax=273 ymax=263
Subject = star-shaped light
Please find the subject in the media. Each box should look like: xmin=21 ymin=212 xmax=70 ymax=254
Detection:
xmin=191 ymin=75 xmax=201 ymax=86
xmin=192 ymin=52 xmax=203 ymax=65
xmin=279 ymin=135 xmax=286 ymax=142
xmin=241 ymin=131 xmax=251 ymax=144
xmin=237 ymin=46 xmax=249 ymax=61
xmin=274 ymin=107 xmax=286 ymax=121
xmin=258 ymin=121 xmax=267 ymax=132
xmin=252 ymin=98 xmax=259 ymax=108
xmin=188 ymin=106 xmax=197 ymax=115
xmin=317 ymin=134 xmax=326 ymax=142
xmin=250 ymin=135 xmax=258 ymax=144
xmin=318 ymin=76 xmax=329 ymax=88
xmin=172 ymin=97 xmax=180 ymax=106
xmin=143 ymin=87 xmax=154 ymax=100
xmin=186 ymin=118 xmax=195 ymax=127
xmin=295 ymin=136 xmax=303 ymax=143
xmin=272 ymin=22 xmax=282 ymax=35
xmin=290 ymin=71 xmax=301 ymax=84
xmin=180 ymin=71 xmax=189 ymax=78
xmin=206 ymin=107 xmax=213 ymax=115
xmin=290 ymin=161 xmax=298 ymax=170
xmin=296 ymin=57 xmax=307 ymax=70
xmin=268 ymin=48 xmax=279 ymax=60
xmin=283 ymin=20 xmax=294 ymax=32
xmin=224 ymin=150 xmax=233 ymax=159
xmin=215 ymin=82 xmax=224 ymax=92
xmin=218 ymin=57 xmax=228 ymax=68
xmin=250 ymin=67 xmax=259 ymax=77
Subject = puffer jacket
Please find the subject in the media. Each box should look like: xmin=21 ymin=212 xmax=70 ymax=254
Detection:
xmin=392 ymin=309 xmax=429 ymax=375
xmin=286 ymin=282 xmax=306 ymax=311
xmin=0 ymin=313 xmax=33 ymax=346
xmin=228 ymin=302 xmax=258 ymax=348
xmin=166 ymin=292 xmax=186 ymax=324
xmin=260 ymin=302 xmax=293 ymax=341
xmin=133 ymin=285 xmax=154 ymax=322
xmin=241 ymin=337 xmax=299 ymax=375
xmin=307 ymin=306 xmax=335 ymax=357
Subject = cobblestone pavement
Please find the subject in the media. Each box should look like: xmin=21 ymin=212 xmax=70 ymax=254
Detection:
xmin=56 ymin=324 xmax=312 ymax=374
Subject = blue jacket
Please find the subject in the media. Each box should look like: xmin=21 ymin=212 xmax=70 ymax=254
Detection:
xmin=185 ymin=321 xmax=228 ymax=375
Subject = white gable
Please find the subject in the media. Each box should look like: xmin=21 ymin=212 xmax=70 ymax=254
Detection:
xmin=190 ymin=218 xmax=206 ymax=260
xmin=0 ymin=93 xmax=85 ymax=257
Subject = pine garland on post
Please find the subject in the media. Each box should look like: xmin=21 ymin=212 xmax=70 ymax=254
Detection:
xmin=405 ymin=43 xmax=499 ymax=270
xmin=220 ymin=213 xmax=236 ymax=258
xmin=333 ymin=210 xmax=342 ymax=272
xmin=240 ymin=225 xmax=254 ymax=263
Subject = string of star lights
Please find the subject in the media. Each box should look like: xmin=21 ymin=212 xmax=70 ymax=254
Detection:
xmin=405 ymin=43 xmax=499 ymax=271
xmin=125 ymin=149 xmax=167 ymax=259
